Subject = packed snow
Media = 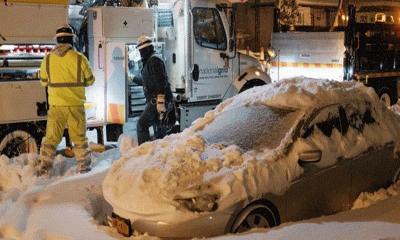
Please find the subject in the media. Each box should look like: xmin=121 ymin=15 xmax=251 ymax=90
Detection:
xmin=1 ymin=78 xmax=400 ymax=239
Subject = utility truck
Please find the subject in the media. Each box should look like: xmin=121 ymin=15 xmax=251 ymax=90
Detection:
xmin=0 ymin=0 xmax=271 ymax=157
xmin=84 ymin=0 xmax=272 ymax=131
xmin=271 ymin=5 xmax=400 ymax=106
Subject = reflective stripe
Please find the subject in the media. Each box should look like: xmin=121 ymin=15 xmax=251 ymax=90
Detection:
xmin=46 ymin=53 xmax=86 ymax=88
xmin=272 ymin=61 xmax=343 ymax=69
xmin=46 ymin=54 xmax=51 ymax=83
xmin=48 ymin=82 xmax=86 ymax=87
xmin=77 ymin=54 xmax=82 ymax=84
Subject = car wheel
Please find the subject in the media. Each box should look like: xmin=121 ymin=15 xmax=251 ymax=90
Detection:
xmin=0 ymin=130 xmax=39 ymax=158
xmin=230 ymin=201 xmax=280 ymax=233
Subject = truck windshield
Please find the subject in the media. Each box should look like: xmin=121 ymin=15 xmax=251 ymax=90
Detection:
xmin=198 ymin=105 xmax=301 ymax=151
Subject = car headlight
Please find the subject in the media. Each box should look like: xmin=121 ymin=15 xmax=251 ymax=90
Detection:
xmin=175 ymin=194 xmax=219 ymax=213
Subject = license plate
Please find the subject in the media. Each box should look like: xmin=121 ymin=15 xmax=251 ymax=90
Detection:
xmin=112 ymin=213 xmax=132 ymax=237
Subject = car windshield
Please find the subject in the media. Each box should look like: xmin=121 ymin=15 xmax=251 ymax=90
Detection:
xmin=198 ymin=104 xmax=301 ymax=151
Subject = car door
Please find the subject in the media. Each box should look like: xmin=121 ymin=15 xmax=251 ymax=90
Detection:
xmin=345 ymin=103 xmax=400 ymax=201
xmin=190 ymin=3 xmax=233 ymax=102
xmin=283 ymin=105 xmax=352 ymax=223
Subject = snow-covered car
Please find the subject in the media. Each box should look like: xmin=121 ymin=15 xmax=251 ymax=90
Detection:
xmin=103 ymin=78 xmax=400 ymax=238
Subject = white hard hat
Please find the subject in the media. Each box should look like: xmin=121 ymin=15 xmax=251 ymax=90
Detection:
xmin=55 ymin=24 xmax=75 ymax=38
xmin=137 ymin=35 xmax=153 ymax=50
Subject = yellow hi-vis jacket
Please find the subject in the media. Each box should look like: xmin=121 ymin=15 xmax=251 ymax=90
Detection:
xmin=40 ymin=44 xmax=95 ymax=106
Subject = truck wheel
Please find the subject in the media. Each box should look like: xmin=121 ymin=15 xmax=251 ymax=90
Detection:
xmin=0 ymin=130 xmax=39 ymax=158
xmin=239 ymin=79 xmax=266 ymax=93
xmin=379 ymin=88 xmax=395 ymax=107
xmin=230 ymin=200 xmax=280 ymax=233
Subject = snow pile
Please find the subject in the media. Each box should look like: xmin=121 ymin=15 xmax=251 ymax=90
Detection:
xmin=352 ymin=180 xmax=400 ymax=209
xmin=0 ymin=135 xmax=139 ymax=240
xmin=103 ymin=78 xmax=400 ymax=226
xmin=390 ymin=102 xmax=400 ymax=116
xmin=211 ymin=222 xmax=400 ymax=240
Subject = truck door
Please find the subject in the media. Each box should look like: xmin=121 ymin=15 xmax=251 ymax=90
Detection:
xmin=190 ymin=3 xmax=233 ymax=102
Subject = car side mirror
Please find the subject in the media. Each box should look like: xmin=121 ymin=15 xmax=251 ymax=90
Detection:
xmin=298 ymin=150 xmax=322 ymax=164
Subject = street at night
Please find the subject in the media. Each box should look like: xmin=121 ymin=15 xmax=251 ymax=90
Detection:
xmin=1 ymin=0 xmax=400 ymax=239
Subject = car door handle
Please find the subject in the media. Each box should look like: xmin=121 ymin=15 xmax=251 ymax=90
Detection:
xmin=192 ymin=64 xmax=199 ymax=82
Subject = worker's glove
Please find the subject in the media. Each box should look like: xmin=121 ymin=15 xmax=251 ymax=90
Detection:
xmin=156 ymin=94 xmax=167 ymax=118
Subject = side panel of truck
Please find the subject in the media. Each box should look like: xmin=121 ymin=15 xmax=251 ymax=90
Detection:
xmin=271 ymin=32 xmax=345 ymax=82
xmin=0 ymin=3 xmax=68 ymax=43
xmin=87 ymin=7 xmax=153 ymax=125
xmin=0 ymin=81 xmax=47 ymax=124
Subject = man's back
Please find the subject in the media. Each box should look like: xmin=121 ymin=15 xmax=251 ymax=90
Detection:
xmin=40 ymin=44 xmax=94 ymax=106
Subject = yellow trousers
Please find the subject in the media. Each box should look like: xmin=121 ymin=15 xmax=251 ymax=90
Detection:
xmin=40 ymin=105 xmax=90 ymax=162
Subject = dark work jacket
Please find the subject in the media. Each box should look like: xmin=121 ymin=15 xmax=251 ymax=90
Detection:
xmin=140 ymin=54 xmax=173 ymax=102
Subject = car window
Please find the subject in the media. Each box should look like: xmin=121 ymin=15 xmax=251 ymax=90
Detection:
xmin=193 ymin=8 xmax=227 ymax=50
xmin=340 ymin=103 xmax=376 ymax=133
xmin=198 ymin=105 xmax=302 ymax=151
xmin=301 ymin=105 xmax=342 ymax=139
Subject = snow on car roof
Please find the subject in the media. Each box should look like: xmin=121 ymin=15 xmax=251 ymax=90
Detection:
xmin=227 ymin=77 xmax=377 ymax=110
xmin=190 ymin=77 xmax=378 ymax=132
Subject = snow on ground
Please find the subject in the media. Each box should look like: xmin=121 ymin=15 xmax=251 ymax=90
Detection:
xmin=0 ymin=135 xmax=400 ymax=239
xmin=0 ymin=135 xmax=149 ymax=240
xmin=211 ymin=181 xmax=400 ymax=240
xmin=2 ymin=79 xmax=400 ymax=239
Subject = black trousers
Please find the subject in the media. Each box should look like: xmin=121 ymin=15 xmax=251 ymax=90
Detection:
xmin=137 ymin=103 xmax=166 ymax=145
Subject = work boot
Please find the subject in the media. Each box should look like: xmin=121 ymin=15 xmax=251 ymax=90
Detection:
xmin=76 ymin=158 xmax=91 ymax=174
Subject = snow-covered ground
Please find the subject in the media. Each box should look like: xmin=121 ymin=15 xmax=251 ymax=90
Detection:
xmin=2 ymin=79 xmax=400 ymax=239
xmin=0 ymin=135 xmax=399 ymax=240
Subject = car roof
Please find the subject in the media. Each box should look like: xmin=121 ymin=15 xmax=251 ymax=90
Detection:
xmin=224 ymin=78 xmax=379 ymax=112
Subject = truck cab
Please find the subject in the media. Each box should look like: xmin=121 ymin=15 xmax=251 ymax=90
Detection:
xmin=155 ymin=0 xmax=272 ymax=129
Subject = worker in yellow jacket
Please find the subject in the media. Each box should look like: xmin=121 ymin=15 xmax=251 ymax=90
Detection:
xmin=37 ymin=25 xmax=95 ymax=175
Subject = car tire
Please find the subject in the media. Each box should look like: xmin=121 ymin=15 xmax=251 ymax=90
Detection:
xmin=230 ymin=200 xmax=280 ymax=233
xmin=0 ymin=129 xmax=39 ymax=158
xmin=239 ymin=79 xmax=266 ymax=93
